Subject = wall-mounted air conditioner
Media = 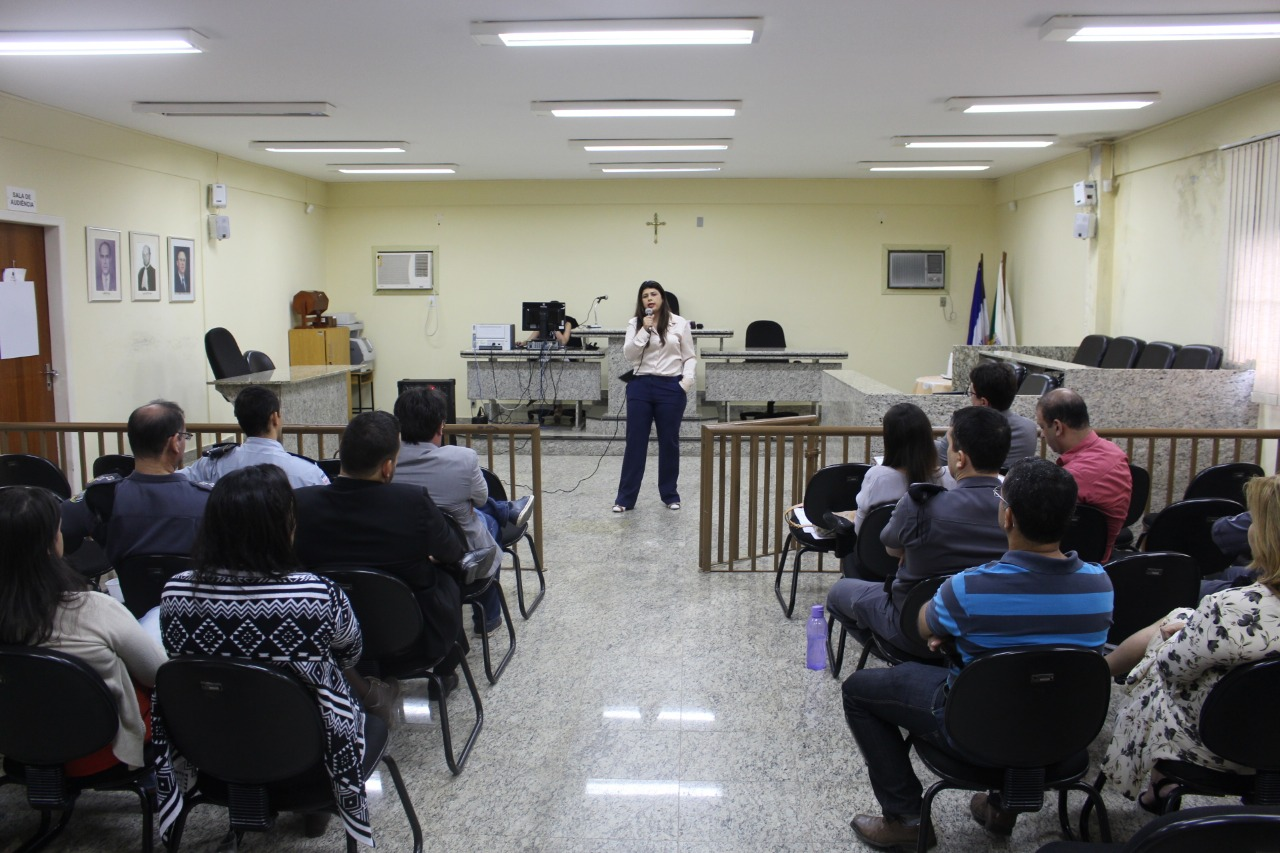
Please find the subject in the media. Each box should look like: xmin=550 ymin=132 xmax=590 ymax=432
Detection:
xmin=885 ymin=247 xmax=948 ymax=292
xmin=373 ymin=248 xmax=435 ymax=292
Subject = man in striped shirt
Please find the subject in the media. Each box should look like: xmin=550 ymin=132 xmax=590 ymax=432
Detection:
xmin=842 ymin=458 xmax=1113 ymax=850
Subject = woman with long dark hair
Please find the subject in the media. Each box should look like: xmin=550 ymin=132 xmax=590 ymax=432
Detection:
xmin=613 ymin=280 xmax=697 ymax=512
xmin=848 ymin=402 xmax=950 ymax=532
xmin=0 ymin=485 xmax=166 ymax=776
xmin=152 ymin=464 xmax=395 ymax=847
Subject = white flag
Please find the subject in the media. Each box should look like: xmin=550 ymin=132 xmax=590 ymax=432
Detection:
xmin=991 ymin=253 xmax=1017 ymax=346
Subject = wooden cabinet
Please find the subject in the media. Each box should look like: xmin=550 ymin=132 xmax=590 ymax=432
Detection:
xmin=289 ymin=327 xmax=350 ymax=367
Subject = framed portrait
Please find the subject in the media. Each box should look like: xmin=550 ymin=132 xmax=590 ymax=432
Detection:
xmin=86 ymin=227 xmax=123 ymax=303
xmin=168 ymin=237 xmax=196 ymax=303
xmin=129 ymin=232 xmax=162 ymax=302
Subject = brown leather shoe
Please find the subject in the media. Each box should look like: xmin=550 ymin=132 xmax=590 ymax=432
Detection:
xmin=970 ymin=792 xmax=1017 ymax=836
xmin=850 ymin=814 xmax=937 ymax=850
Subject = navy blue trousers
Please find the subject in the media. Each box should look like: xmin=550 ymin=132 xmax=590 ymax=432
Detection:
xmin=614 ymin=374 xmax=685 ymax=508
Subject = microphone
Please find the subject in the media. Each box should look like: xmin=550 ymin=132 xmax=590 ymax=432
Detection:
xmin=644 ymin=307 xmax=653 ymax=316
xmin=596 ymin=294 xmax=608 ymax=301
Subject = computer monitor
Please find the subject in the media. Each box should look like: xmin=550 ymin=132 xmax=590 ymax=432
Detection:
xmin=521 ymin=301 xmax=566 ymax=340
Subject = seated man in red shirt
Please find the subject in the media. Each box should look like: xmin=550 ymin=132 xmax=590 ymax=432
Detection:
xmin=1035 ymin=388 xmax=1132 ymax=560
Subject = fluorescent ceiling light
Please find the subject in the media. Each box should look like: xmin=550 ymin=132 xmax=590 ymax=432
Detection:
xmin=593 ymin=162 xmax=723 ymax=173
xmin=895 ymin=135 xmax=1056 ymax=149
xmin=334 ymin=165 xmax=457 ymax=175
xmin=946 ymin=94 xmax=1158 ymax=113
xmin=534 ymin=100 xmax=739 ymax=118
xmin=0 ymin=29 xmax=207 ymax=55
xmin=254 ymin=141 xmax=407 ymax=153
xmin=1041 ymin=14 xmax=1280 ymax=41
xmin=471 ymin=18 xmax=761 ymax=46
xmin=573 ymin=138 xmax=732 ymax=152
xmin=135 ymin=102 xmax=333 ymax=117
xmin=862 ymin=161 xmax=992 ymax=172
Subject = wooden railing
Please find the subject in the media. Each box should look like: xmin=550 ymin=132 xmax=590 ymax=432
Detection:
xmin=0 ymin=421 xmax=545 ymax=562
xmin=698 ymin=421 xmax=1280 ymax=572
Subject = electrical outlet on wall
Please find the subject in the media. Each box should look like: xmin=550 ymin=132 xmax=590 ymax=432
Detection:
xmin=427 ymin=295 xmax=438 ymax=308
xmin=939 ymin=296 xmax=947 ymax=308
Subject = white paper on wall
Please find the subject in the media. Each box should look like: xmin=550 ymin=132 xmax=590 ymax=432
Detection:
xmin=0 ymin=273 xmax=39 ymax=359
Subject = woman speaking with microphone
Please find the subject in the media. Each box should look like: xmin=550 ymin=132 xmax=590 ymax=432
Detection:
xmin=613 ymin=280 xmax=697 ymax=513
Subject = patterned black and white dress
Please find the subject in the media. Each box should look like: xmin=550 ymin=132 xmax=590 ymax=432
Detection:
xmin=152 ymin=570 xmax=374 ymax=846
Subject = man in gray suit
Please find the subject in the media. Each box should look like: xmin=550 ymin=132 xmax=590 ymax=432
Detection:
xmin=936 ymin=360 xmax=1038 ymax=470
xmin=393 ymin=387 xmax=533 ymax=635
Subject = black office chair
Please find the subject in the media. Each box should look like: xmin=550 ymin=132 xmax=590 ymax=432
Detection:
xmin=741 ymin=320 xmax=798 ymax=420
xmin=316 ymin=457 xmax=341 ymax=479
xmin=0 ymin=453 xmax=71 ymax=499
xmin=912 ymin=646 xmax=1113 ymax=852
xmin=113 ymin=554 xmax=193 ymax=619
xmin=92 ymin=453 xmax=135 ymax=479
xmin=1113 ymin=463 xmax=1150 ymax=553
xmin=453 ymin=541 xmax=517 ymax=684
xmin=0 ymin=646 xmax=155 ymax=852
xmin=1145 ymin=658 xmax=1280 ymax=812
xmin=1142 ymin=498 xmax=1244 ymax=576
xmin=1103 ymin=552 xmax=1201 ymax=648
xmin=664 ymin=291 xmax=680 ymax=316
xmin=481 ymin=467 xmax=545 ymax=618
xmin=316 ymin=567 xmax=483 ymax=774
xmin=242 ymin=349 xmax=275 ymax=372
xmin=1037 ymin=805 xmax=1280 ymax=853
xmin=857 ymin=574 xmax=950 ymax=672
xmin=204 ymin=327 xmax=251 ymax=379
xmin=1183 ymin=462 xmax=1263 ymax=506
xmin=1060 ymin=503 xmax=1111 ymax=563
xmin=827 ymin=501 xmax=899 ymax=678
xmin=1134 ymin=341 xmax=1180 ymax=369
xmin=155 ymin=657 xmax=423 ymax=852
xmin=1099 ymin=336 xmax=1145 ymax=369
xmin=1171 ymin=344 xmax=1223 ymax=370
xmin=1072 ymin=335 xmax=1112 ymax=367
xmin=776 ymin=462 xmax=870 ymax=618
xmin=1017 ymin=372 xmax=1057 ymax=396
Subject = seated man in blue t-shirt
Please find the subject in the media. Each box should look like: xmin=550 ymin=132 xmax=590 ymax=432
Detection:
xmin=841 ymin=458 xmax=1114 ymax=851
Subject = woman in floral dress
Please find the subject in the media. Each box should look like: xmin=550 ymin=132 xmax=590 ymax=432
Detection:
xmin=1101 ymin=473 xmax=1280 ymax=807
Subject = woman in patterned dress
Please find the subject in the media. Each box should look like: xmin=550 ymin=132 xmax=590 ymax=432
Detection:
xmin=1101 ymin=473 xmax=1280 ymax=808
xmin=152 ymin=464 xmax=393 ymax=847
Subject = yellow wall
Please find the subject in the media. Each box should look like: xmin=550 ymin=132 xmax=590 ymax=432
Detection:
xmin=0 ymin=93 xmax=328 ymax=423
xmin=324 ymin=179 xmax=996 ymax=402
xmin=995 ymin=82 xmax=1280 ymax=349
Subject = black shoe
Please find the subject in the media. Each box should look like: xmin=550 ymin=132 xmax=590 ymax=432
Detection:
xmin=303 ymin=811 xmax=331 ymax=838
xmin=427 ymin=673 xmax=460 ymax=701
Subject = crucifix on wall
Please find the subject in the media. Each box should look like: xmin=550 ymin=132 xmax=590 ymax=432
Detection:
xmin=646 ymin=212 xmax=666 ymax=244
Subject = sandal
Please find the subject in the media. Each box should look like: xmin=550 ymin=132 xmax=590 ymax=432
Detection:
xmin=1138 ymin=778 xmax=1180 ymax=815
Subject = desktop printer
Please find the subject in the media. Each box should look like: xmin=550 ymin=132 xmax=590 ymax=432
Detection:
xmin=473 ymin=323 xmax=514 ymax=350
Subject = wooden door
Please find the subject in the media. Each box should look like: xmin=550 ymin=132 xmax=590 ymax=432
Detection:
xmin=0 ymin=222 xmax=57 ymax=456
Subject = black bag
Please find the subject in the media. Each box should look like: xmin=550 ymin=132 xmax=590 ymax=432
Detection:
xmin=619 ymin=369 xmax=636 ymax=383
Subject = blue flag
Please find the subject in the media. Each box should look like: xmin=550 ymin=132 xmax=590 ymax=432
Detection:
xmin=967 ymin=256 xmax=988 ymax=346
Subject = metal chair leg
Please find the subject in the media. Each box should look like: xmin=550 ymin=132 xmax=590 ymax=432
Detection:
xmin=434 ymin=652 xmax=483 ymax=775
xmin=826 ymin=613 xmax=847 ymax=679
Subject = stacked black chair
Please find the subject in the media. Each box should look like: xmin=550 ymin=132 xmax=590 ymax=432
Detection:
xmin=1147 ymin=658 xmax=1280 ymax=813
xmin=1060 ymin=504 xmax=1111 ymax=564
xmin=911 ymin=646 xmax=1113 ymax=851
xmin=1113 ymin=464 xmax=1150 ymax=553
xmin=113 ymin=554 xmax=194 ymax=619
xmin=1072 ymin=335 xmax=1112 ymax=367
xmin=0 ymin=646 xmax=155 ymax=852
xmin=1103 ymin=553 xmax=1201 ymax=648
xmin=1142 ymin=498 xmax=1243 ymax=576
xmin=317 ymin=567 xmax=483 ymax=774
xmin=856 ymin=574 xmax=949 ymax=672
xmin=775 ymin=462 xmax=870 ymax=617
xmin=155 ymin=657 xmax=423 ymax=852
xmin=1183 ymin=462 xmax=1262 ymax=507
xmin=1099 ymin=337 xmax=1145 ymax=369
xmin=1171 ymin=345 xmax=1223 ymax=369
xmin=827 ymin=501 xmax=898 ymax=678
xmin=0 ymin=453 xmax=71 ymax=499
xmin=1133 ymin=342 xmax=1180 ymax=369
xmin=204 ymin=327 xmax=251 ymax=379
xmin=1037 ymin=805 xmax=1280 ymax=853
xmin=1017 ymin=373 xmax=1056 ymax=396
xmin=92 ymin=453 xmax=135 ymax=478
xmin=741 ymin=320 xmax=797 ymax=420
xmin=481 ymin=467 xmax=545 ymax=618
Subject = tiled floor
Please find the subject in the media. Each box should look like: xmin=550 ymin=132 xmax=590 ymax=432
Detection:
xmin=3 ymin=454 xmax=1166 ymax=851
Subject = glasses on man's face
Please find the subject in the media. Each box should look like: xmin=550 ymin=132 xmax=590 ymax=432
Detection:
xmin=175 ymin=431 xmax=194 ymax=441
xmin=967 ymin=386 xmax=979 ymax=399
xmin=993 ymin=487 xmax=1008 ymax=507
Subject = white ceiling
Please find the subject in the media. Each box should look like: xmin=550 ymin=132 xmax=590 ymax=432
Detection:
xmin=3 ymin=0 xmax=1279 ymax=182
